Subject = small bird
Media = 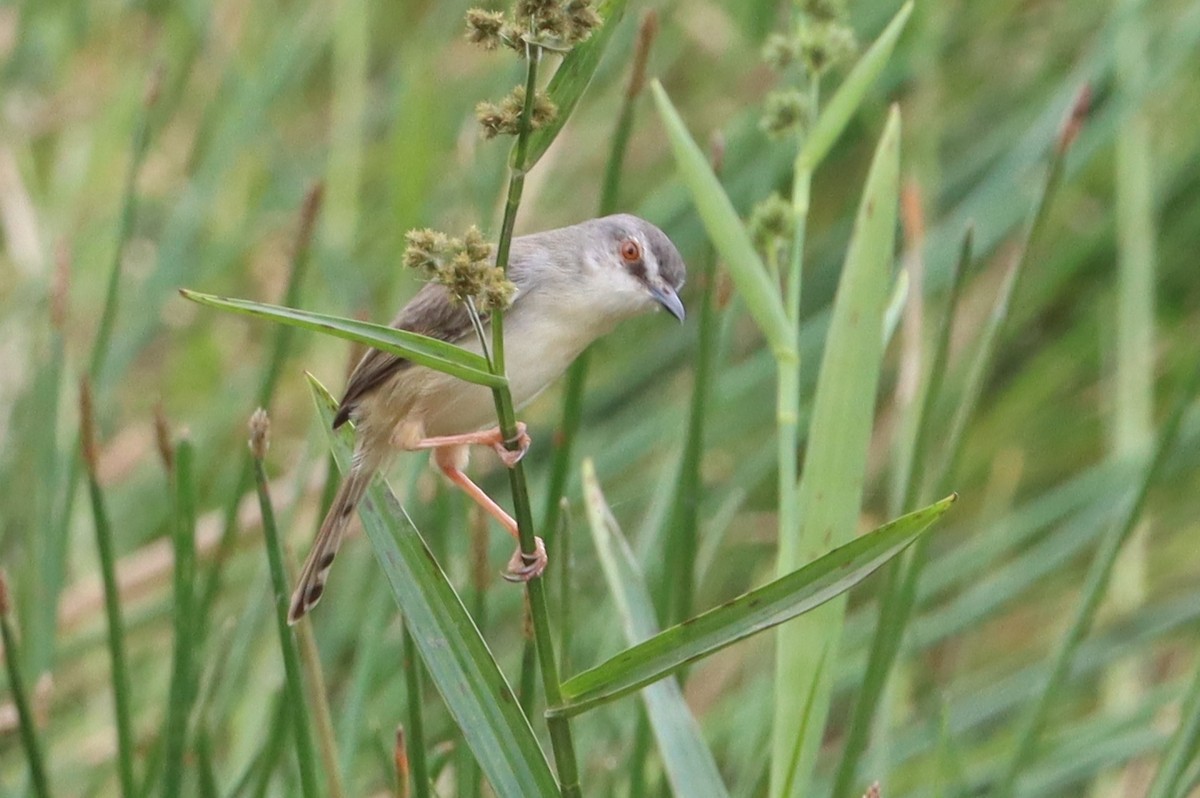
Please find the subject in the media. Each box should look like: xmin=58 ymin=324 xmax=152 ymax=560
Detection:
xmin=288 ymin=214 xmax=686 ymax=623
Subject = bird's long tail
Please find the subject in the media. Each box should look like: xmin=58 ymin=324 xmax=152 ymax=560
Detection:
xmin=288 ymin=459 xmax=375 ymax=624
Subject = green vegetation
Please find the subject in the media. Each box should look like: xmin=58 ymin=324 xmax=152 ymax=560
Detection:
xmin=2 ymin=0 xmax=1200 ymax=796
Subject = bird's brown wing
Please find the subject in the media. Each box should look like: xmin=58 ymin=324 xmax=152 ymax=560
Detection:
xmin=332 ymin=282 xmax=476 ymax=429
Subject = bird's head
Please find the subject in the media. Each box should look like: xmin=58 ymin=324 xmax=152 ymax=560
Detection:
xmin=567 ymin=214 xmax=687 ymax=323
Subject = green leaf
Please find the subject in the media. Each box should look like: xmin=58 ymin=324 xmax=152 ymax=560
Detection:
xmin=552 ymin=494 xmax=954 ymax=716
xmin=772 ymin=106 xmax=902 ymax=797
xmin=306 ymin=375 xmax=558 ymax=798
xmin=1145 ymin=659 xmax=1200 ymax=798
xmin=580 ymin=458 xmax=731 ymax=798
xmin=525 ymin=0 xmax=629 ymax=169
xmin=796 ymin=1 xmax=913 ymax=172
xmin=651 ymin=80 xmax=792 ymax=356
xmin=180 ymin=290 xmax=506 ymax=388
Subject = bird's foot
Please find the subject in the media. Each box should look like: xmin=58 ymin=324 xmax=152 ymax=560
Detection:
xmin=491 ymin=422 xmax=530 ymax=468
xmin=502 ymin=536 xmax=547 ymax=582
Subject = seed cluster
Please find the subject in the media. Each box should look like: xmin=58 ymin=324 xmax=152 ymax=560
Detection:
xmin=403 ymin=226 xmax=516 ymax=312
xmin=465 ymin=0 xmax=603 ymax=139
xmin=748 ymin=193 xmax=795 ymax=262
xmin=759 ymin=0 xmax=857 ymax=139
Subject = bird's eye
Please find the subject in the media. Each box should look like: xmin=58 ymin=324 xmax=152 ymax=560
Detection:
xmin=619 ymin=239 xmax=642 ymax=263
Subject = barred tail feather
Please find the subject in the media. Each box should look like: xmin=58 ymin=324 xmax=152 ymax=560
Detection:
xmin=288 ymin=462 xmax=375 ymax=624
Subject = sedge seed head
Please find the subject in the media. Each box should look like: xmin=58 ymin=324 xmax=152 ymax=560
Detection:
xmin=760 ymin=89 xmax=810 ymax=139
xmin=465 ymin=8 xmax=507 ymax=49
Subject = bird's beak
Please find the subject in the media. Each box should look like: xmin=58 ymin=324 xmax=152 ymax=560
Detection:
xmin=649 ymin=283 xmax=686 ymax=323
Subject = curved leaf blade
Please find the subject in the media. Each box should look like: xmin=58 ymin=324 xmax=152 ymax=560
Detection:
xmin=796 ymin=1 xmax=913 ymax=172
xmin=581 ymin=459 xmax=731 ymax=798
xmin=552 ymin=494 xmax=955 ymax=716
xmin=306 ymin=375 xmax=557 ymax=798
xmin=181 ymin=290 xmax=506 ymax=388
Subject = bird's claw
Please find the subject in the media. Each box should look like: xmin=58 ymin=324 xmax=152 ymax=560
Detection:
xmin=492 ymin=422 xmax=530 ymax=468
xmin=502 ymin=536 xmax=547 ymax=582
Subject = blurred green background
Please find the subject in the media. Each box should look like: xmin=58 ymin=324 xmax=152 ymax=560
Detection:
xmin=2 ymin=0 xmax=1200 ymax=795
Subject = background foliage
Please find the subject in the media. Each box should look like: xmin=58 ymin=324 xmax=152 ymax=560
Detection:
xmin=1 ymin=0 xmax=1199 ymax=795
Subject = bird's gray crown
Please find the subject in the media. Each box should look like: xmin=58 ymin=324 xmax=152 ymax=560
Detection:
xmin=583 ymin=213 xmax=687 ymax=289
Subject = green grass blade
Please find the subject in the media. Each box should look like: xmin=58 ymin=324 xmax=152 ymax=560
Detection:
xmin=772 ymin=106 xmax=902 ymax=797
xmin=305 ymin=374 xmax=558 ymax=798
xmin=525 ymin=0 xmax=629 ymax=169
xmin=580 ymin=459 xmax=731 ymax=798
xmin=796 ymin=2 xmax=913 ymax=172
xmin=162 ymin=436 xmax=198 ymax=798
xmin=179 ymin=290 xmax=506 ymax=388
xmin=79 ymin=379 xmax=137 ymax=797
xmin=553 ymin=494 xmax=954 ymax=716
xmin=995 ymin=354 xmax=1200 ymax=796
xmin=0 ymin=574 xmax=52 ymax=798
xmin=402 ymin=625 xmax=432 ymax=798
xmin=248 ymin=410 xmax=321 ymax=798
xmin=651 ymin=80 xmax=791 ymax=356
xmin=1145 ymin=657 xmax=1200 ymax=798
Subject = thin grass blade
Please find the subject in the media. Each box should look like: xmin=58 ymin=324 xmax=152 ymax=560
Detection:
xmin=162 ymin=437 xmax=198 ymax=798
xmin=180 ymin=290 xmax=505 ymax=388
xmin=580 ymin=458 xmax=731 ymax=798
xmin=305 ymin=375 xmax=558 ymax=798
xmin=0 ymin=573 xmax=52 ymax=798
xmin=651 ymin=80 xmax=791 ymax=355
xmin=772 ymin=106 xmax=902 ymax=797
xmin=553 ymin=494 xmax=954 ymax=716
xmin=796 ymin=2 xmax=913 ymax=172
xmin=248 ymin=410 xmax=321 ymax=798
xmin=1145 ymin=656 xmax=1200 ymax=798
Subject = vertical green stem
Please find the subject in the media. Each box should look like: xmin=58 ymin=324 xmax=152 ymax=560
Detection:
xmin=80 ymin=379 xmax=137 ymax=797
xmin=1099 ymin=2 xmax=1156 ymax=792
xmin=0 ymin=575 xmax=52 ymax=798
xmin=162 ymin=438 xmax=197 ymax=798
xmin=487 ymin=44 xmax=582 ymax=797
xmin=249 ymin=413 xmax=321 ymax=798
xmin=402 ymin=625 xmax=431 ymax=798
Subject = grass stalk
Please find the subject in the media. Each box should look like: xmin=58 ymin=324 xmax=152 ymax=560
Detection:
xmin=401 ymin=625 xmax=431 ymax=798
xmin=661 ymin=131 xmax=724 ymax=628
xmin=294 ymin=580 xmax=348 ymax=798
xmin=79 ymin=378 xmax=137 ymax=797
xmin=161 ymin=434 xmax=198 ymax=798
xmin=994 ymin=353 xmax=1200 ymax=796
xmin=1145 ymin=654 xmax=1200 ymax=798
xmin=248 ymin=410 xmax=321 ymax=798
xmin=1099 ymin=0 xmax=1157 ymax=790
xmin=0 ymin=573 xmax=52 ymax=798
xmin=486 ymin=40 xmax=582 ymax=797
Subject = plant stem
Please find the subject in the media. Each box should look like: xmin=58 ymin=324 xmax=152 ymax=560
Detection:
xmin=162 ymin=437 xmax=197 ymax=798
xmin=0 ymin=574 xmax=52 ymax=798
xmin=249 ymin=412 xmax=321 ymax=798
xmin=80 ymin=379 xmax=137 ymax=797
xmin=402 ymin=625 xmax=431 ymax=798
xmin=486 ymin=44 xmax=582 ymax=798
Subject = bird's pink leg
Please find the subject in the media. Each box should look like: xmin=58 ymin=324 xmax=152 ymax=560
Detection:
xmin=432 ymin=447 xmax=547 ymax=582
xmin=407 ymin=423 xmax=530 ymax=468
